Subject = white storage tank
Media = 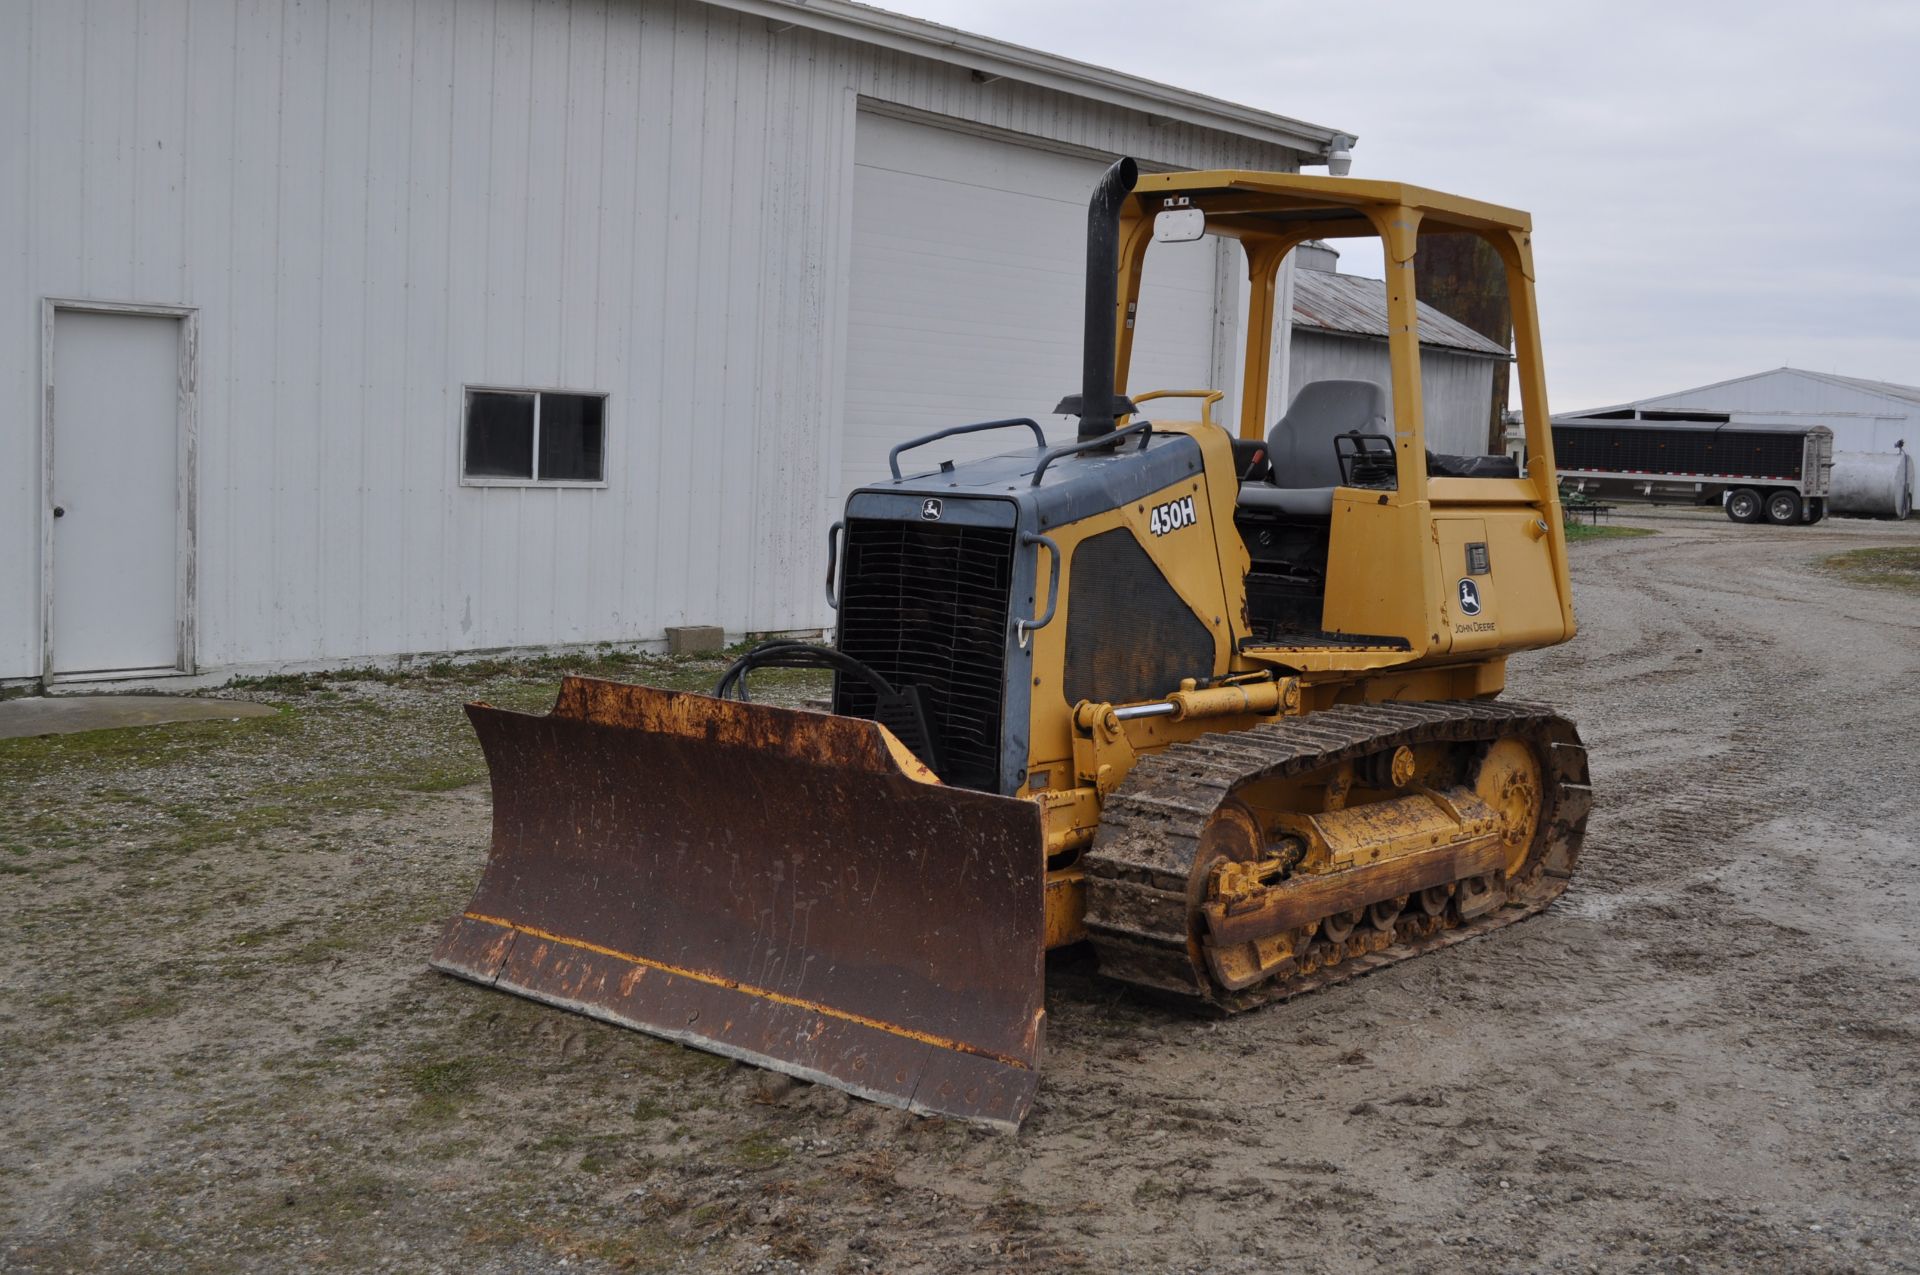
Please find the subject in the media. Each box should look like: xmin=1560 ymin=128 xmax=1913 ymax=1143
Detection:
xmin=1827 ymin=447 xmax=1914 ymax=520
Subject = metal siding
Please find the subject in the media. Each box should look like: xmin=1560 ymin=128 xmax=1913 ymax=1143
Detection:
xmin=843 ymin=112 xmax=1223 ymax=495
xmin=1420 ymin=349 xmax=1500 ymax=456
xmin=315 ymin=0 xmax=371 ymax=662
xmin=0 ymin=7 xmax=34 ymax=675
xmin=592 ymin=1 xmax=643 ymax=645
xmin=226 ymin=0 xmax=286 ymax=666
xmin=183 ymin=0 xmax=239 ymax=672
xmin=3 ymin=0 xmax=1312 ymax=678
xmin=1287 ymin=331 xmax=1494 ymax=458
xmin=408 ymin=2 xmax=459 ymax=655
xmin=278 ymin=0 xmax=328 ymax=660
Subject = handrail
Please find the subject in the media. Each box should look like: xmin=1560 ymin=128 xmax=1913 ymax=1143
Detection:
xmin=1030 ymin=421 xmax=1154 ymax=487
xmin=1129 ymin=388 xmax=1224 ymax=429
xmin=823 ymin=521 xmax=844 ymax=609
xmin=1015 ymin=532 xmax=1061 ymax=649
xmin=888 ymin=417 xmax=1048 ymax=480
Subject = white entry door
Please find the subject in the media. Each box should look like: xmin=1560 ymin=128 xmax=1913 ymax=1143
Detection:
xmin=48 ymin=308 xmax=191 ymax=676
xmin=842 ymin=113 xmax=1225 ymax=493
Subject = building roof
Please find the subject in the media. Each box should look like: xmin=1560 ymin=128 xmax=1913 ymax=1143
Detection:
xmin=705 ymin=0 xmax=1351 ymax=157
xmin=1292 ymin=268 xmax=1511 ymax=358
xmin=1789 ymin=368 xmax=1920 ymax=409
xmin=1562 ymin=367 xmax=1920 ymax=418
xmin=1550 ymin=412 xmax=1825 ymax=434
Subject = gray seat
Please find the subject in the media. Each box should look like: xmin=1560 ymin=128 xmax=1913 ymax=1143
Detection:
xmin=1236 ymin=379 xmax=1389 ymax=516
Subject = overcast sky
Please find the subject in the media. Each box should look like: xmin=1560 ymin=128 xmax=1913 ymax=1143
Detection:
xmin=881 ymin=0 xmax=1919 ymax=410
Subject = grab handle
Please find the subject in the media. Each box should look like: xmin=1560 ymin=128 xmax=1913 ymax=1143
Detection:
xmin=824 ymin=520 xmax=844 ymax=609
xmin=1129 ymin=389 xmax=1224 ymax=429
xmin=1015 ymin=532 xmax=1061 ymax=649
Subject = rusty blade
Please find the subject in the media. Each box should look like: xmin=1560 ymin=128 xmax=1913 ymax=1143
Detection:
xmin=430 ymin=676 xmax=1047 ymax=1130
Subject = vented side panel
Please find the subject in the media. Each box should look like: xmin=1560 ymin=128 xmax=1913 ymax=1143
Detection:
xmin=834 ymin=519 xmax=1016 ymax=793
xmin=1063 ymin=529 xmax=1216 ymax=708
xmin=1553 ymin=425 xmax=1807 ymax=480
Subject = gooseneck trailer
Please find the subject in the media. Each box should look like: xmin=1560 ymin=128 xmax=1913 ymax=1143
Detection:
xmin=1550 ymin=413 xmax=1833 ymax=525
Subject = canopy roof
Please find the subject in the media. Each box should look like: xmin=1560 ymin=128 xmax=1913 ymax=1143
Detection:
xmin=1129 ymin=170 xmax=1532 ymax=239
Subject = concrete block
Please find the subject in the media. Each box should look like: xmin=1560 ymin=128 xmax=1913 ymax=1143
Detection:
xmin=666 ymin=625 xmax=726 ymax=656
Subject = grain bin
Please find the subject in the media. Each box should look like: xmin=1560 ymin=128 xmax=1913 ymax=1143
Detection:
xmin=1827 ymin=448 xmax=1914 ymax=520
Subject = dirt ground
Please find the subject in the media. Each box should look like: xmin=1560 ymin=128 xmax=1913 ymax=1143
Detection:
xmin=4 ymin=510 xmax=1918 ymax=1274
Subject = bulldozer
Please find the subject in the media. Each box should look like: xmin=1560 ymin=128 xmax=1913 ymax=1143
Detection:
xmin=431 ymin=160 xmax=1590 ymax=1131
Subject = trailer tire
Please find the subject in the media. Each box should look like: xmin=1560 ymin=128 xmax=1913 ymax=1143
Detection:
xmin=1765 ymin=489 xmax=1804 ymax=525
xmin=1727 ymin=488 xmax=1764 ymax=523
xmin=1805 ymin=498 xmax=1826 ymax=525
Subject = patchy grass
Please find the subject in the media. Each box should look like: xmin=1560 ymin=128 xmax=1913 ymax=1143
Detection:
xmin=0 ymin=654 xmax=831 ymax=879
xmin=1822 ymin=545 xmax=1920 ymax=595
xmin=402 ymin=1055 xmax=489 ymax=1118
xmin=250 ymin=1166 xmax=393 ymax=1227
xmin=0 ymin=704 xmax=306 ymax=770
xmin=1564 ymin=522 xmax=1657 ymax=543
xmin=0 ymin=648 xmax=836 ymax=1270
xmin=730 ymin=1129 xmax=793 ymax=1168
xmin=398 ymin=764 xmax=485 ymax=793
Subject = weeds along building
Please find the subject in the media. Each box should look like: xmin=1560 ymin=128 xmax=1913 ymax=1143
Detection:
xmin=2 ymin=0 xmax=1352 ymax=685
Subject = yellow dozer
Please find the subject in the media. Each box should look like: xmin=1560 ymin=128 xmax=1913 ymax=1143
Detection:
xmin=432 ymin=161 xmax=1589 ymax=1130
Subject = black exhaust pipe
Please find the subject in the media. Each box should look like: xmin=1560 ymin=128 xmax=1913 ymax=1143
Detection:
xmin=1066 ymin=156 xmax=1138 ymax=442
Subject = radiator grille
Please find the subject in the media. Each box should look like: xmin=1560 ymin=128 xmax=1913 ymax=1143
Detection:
xmin=834 ymin=517 xmax=1016 ymax=793
xmin=1553 ymin=424 xmax=1806 ymax=480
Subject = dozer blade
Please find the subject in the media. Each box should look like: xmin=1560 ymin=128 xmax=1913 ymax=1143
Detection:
xmin=430 ymin=676 xmax=1047 ymax=1130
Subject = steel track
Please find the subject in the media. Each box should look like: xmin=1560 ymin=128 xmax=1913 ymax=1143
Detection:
xmin=1082 ymin=699 xmax=1591 ymax=1013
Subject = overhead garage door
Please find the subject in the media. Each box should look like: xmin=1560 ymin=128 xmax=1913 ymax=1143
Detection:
xmin=842 ymin=112 xmax=1224 ymax=493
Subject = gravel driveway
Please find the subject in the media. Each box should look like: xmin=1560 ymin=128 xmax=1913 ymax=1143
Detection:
xmin=3 ymin=511 xmax=1917 ymax=1274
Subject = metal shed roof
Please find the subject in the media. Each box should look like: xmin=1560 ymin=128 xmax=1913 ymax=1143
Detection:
xmin=1292 ymin=269 xmax=1511 ymax=358
xmin=1551 ymin=412 xmax=1829 ymax=434
xmin=1791 ymin=369 xmax=1920 ymax=408
xmin=705 ymin=0 xmax=1352 ymax=158
xmin=1561 ymin=367 xmax=1920 ymax=418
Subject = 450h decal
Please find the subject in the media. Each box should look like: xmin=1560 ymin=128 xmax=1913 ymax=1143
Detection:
xmin=1148 ymin=495 xmax=1198 ymax=537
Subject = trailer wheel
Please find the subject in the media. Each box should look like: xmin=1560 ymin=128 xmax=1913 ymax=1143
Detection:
xmin=1726 ymin=488 xmax=1763 ymax=523
xmin=1805 ymin=498 xmax=1826 ymax=525
xmin=1765 ymin=490 xmax=1803 ymax=525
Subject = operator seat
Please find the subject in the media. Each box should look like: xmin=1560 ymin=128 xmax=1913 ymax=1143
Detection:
xmin=1236 ymin=379 xmax=1389 ymax=516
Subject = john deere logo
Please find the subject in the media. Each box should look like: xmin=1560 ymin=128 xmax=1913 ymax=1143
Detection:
xmin=921 ymin=498 xmax=943 ymax=521
xmin=1457 ymin=578 xmax=1482 ymax=616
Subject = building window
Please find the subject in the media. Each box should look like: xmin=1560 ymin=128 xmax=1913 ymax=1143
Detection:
xmin=462 ymin=388 xmax=607 ymax=484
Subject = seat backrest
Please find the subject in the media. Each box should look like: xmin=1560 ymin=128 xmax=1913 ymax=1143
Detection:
xmin=1266 ymin=380 xmax=1388 ymax=489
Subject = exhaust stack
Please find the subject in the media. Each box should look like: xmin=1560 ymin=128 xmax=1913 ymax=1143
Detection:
xmin=1073 ymin=156 xmax=1139 ymax=442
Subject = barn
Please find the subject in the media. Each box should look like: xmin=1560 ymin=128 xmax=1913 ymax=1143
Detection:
xmin=2 ymin=0 xmax=1352 ymax=686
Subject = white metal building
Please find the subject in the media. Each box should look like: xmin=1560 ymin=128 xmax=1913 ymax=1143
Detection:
xmin=1557 ymin=368 xmax=1919 ymax=507
xmin=1286 ymin=242 xmax=1509 ymax=457
xmin=3 ymin=0 xmax=1349 ymax=685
